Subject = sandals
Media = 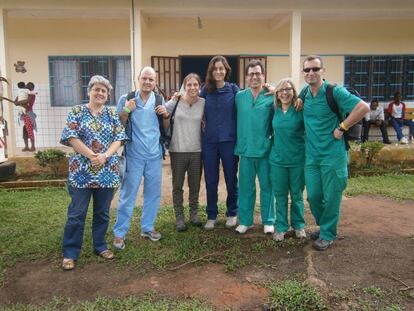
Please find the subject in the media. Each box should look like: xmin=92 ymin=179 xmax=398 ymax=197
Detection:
xmin=62 ymin=250 xmax=114 ymax=270
xmin=99 ymin=250 xmax=115 ymax=260
xmin=62 ymin=258 xmax=75 ymax=270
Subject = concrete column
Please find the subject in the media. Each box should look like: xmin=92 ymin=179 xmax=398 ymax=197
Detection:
xmin=289 ymin=11 xmax=302 ymax=89
xmin=0 ymin=8 xmax=16 ymax=158
xmin=130 ymin=0 xmax=142 ymax=88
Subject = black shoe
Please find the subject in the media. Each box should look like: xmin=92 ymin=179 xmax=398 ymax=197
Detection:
xmin=309 ymin=230 xmax=320 ymax=241
xmin=383 ymin=140 xmax=392 ymax=144
xmin=312 ymin=238 xmax=333 ymax=251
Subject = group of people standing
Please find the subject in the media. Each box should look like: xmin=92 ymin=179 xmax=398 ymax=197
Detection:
xmin=59 ymin=54 xmax=369 ymax=270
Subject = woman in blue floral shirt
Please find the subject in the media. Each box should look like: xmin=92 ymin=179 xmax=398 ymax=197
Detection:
xmin=60 ymin=75 xmax=126 ymax=270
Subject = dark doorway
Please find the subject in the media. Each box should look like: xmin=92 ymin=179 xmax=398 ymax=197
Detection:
xmin=180 ymin=55 xmax=239 ymax=86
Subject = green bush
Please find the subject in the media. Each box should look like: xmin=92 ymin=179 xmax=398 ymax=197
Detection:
xmin=34 ymin=149 xmax=66 ymax=178
xmin=360 ymin=141 xmax=384 ymax=168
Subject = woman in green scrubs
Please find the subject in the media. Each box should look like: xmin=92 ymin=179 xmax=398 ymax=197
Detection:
xmin=269 ymin=78 xmax=306 ymax=242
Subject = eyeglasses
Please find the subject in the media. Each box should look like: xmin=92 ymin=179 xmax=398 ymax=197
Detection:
xmin=277 ymin=87 xmax=293 ymax=93
xmin=303 ymin=67 xmax=322 ymax=73
xmin=247 ymin=72 xmax=263 ymax=78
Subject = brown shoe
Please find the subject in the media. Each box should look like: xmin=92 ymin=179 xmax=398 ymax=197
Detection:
xmin=62 ymin=258 xmax=75 ymax=270
xmin=99 ymin=250 xmax=115 ymax=260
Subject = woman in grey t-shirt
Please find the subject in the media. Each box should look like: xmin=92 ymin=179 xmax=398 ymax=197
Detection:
xmin=165 ymin=73 xmax=205 ymax=231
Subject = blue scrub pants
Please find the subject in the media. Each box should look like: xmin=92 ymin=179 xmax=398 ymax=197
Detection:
xmin=202 ymin=141 xmax=238 ymax=220
xmin=389 ymin=117 xmax=414 ymax=141
xmin=113 ymin=156 xmax=162 ymax=238
xmin=305 ymin=156 xmax=348 ymax=241
xmin=63 ymin=186 xmax=115 ymax=259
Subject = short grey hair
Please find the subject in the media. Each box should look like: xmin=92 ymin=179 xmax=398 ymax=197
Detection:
xmin=87 ymin=75 xmax=113 ymax=93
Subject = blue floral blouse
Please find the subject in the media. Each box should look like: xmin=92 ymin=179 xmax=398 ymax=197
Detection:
xmin=60 ymin=104 xmax=127 ymax=188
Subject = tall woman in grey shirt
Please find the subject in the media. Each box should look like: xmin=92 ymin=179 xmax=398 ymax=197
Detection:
xmin=165 ymin=73 xmax=205 ymax=231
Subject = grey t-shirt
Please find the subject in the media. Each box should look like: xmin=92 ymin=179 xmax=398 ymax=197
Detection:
xmin=165 ymin=97 xmax=205 ymax=152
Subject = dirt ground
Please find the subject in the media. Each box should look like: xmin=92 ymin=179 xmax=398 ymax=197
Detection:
xmin=1 ymin=162 xmax=413 ymax=310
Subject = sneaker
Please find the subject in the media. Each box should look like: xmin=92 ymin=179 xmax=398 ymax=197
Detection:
xmin=295 ymin=229 xmax=306 ymax=239
xmin=175 ymin=214 xmax=187 ymax=232
xmin=312 ymin=238 xmax=333 ymax=251
xmin=189 ymin=210 xmax=202 ymax=226
xmin=383 ymin=140 xmax=392 ymax=144
xmin=309 ymin=230 xmax=320 ymax=241
xmin=264 ymin=225 xmax=275 ymax=235
xmin=204 ymin=219 xmax=216 ymax=230
xmin=400 ymin=137 xmax=408 ymax=144
xmin=225 ymin=216 xmax=238 ymax=228
xmin=235 ymin=224 xmax=253 ymax=234
xmin=273 ymin=231 xmax=286 ymax=242
xmin=141 ymin=230 xmax=162 ymax=241
xmin=113 ymin=237 xmax=125 ymax=250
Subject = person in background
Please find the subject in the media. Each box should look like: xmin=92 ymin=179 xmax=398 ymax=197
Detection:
xmin=60 ymin=75 xmax=126 ymax=270
xmin=269 ymin=78 xmax=306 ymax=242
xmin=200 ymin=56 xmax=239 ymax=230
xmin=164 ymin=73 xmax=205 ymax=231
xmin=362 ymin=99 xmax=391 ymax=144
xmin=387 ymin=92 xmax=414 ymax=144
xmin=15 ymin=81 xmax=37 ymax=151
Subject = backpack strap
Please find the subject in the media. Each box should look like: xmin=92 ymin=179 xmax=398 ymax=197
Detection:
xmin=325 ymin=83 xmax=340 ymax=119
xmin=325 ymin=83 xmax=352 ymax=150
xmin=154 ymin=93 xmax=168 ymax=159
xmin=169 ymin=96 xmax=181 ymax=140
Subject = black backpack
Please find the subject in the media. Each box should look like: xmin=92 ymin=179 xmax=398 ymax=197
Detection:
xmin=303 ymin=83 xmax=362 ymax=150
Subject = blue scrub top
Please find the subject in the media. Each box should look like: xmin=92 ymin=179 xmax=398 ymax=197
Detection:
xmin=117 ymin=91 xmax=162 ymax=160
xmin=200 ymin=82 xmax=239 ymax=143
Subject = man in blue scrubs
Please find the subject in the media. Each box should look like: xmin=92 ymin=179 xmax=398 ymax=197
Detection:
xmin=113 ymin=67 xmax=169 ymax=249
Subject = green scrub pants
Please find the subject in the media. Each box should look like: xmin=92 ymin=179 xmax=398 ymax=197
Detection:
xmin=305 ymin=156 xmax=348 ymax=241
xmin=270 ymin=164 xmax=305 ymax=233
xmin=238 ymin=156 xmax=275 ymax=226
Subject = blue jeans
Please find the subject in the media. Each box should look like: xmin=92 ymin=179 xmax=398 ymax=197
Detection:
xmin=113 ymin=156 xmax=162 ymax=238
xmin=389 ymin=117 xmax=414 ymax=141
xmin=202 ymin=141 xmax=238 ymax=220
xmin=62 ymin=186 xmax=115 ymax=259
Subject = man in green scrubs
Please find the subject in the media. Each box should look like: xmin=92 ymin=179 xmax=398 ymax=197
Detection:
xmin=300 ymin=55 xmax=369 ymax=251
xmin=234 ymin=59 xmax=275 ymax=235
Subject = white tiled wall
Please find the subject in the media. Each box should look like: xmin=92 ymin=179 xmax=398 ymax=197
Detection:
xmin=13 ymin=84 xmax=72 ymax=148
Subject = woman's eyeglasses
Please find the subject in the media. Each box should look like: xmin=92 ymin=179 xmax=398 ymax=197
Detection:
xmin=277 ymin=87 xmax=293 ymax=93
xmin=303 ymin=67 xmax=322 ymax=73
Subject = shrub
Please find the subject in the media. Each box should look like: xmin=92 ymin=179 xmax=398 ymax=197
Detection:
xmin=360 ymin=141 xmax=384 ymax=168
xmin=34 ymin=149 xmax=66 ymax=178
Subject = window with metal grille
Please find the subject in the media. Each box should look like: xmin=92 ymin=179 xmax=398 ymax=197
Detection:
xmin=49 ymin=56 xmax=131 ymax=107
xmin=344 ymin=55 xmax=414 ymax=101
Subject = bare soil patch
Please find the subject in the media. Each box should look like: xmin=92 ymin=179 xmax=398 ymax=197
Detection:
xmin=0 ymin=194 xmax=413 ymax=309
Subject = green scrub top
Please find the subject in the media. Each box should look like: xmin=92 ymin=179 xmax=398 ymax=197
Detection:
xmin=235 ymin=88 xmax=274 ymax=157
xmin=301 ymin=81 xmax=360 ymax=164
xmin=269 ymin=105 xmax=305 ymax=167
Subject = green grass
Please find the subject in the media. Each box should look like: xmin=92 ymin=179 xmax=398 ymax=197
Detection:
xmin=266 ymin=280 xmax=327 ymax=311
xmin=346 ymin=174 xmax=414 ymax=200
xmin=1 ymin=294 xmax=214 ymax=311
xmin=0 ymin=188 xmax=284 ymax=283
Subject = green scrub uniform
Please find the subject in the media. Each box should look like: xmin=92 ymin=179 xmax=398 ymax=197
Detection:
xmin=269 ymin=105 xmax=305 ymax=233
xmin=301 ymin=81 xmax=360 ymax=241
xmin=235 ymin=88 xmax=275 ymax=226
